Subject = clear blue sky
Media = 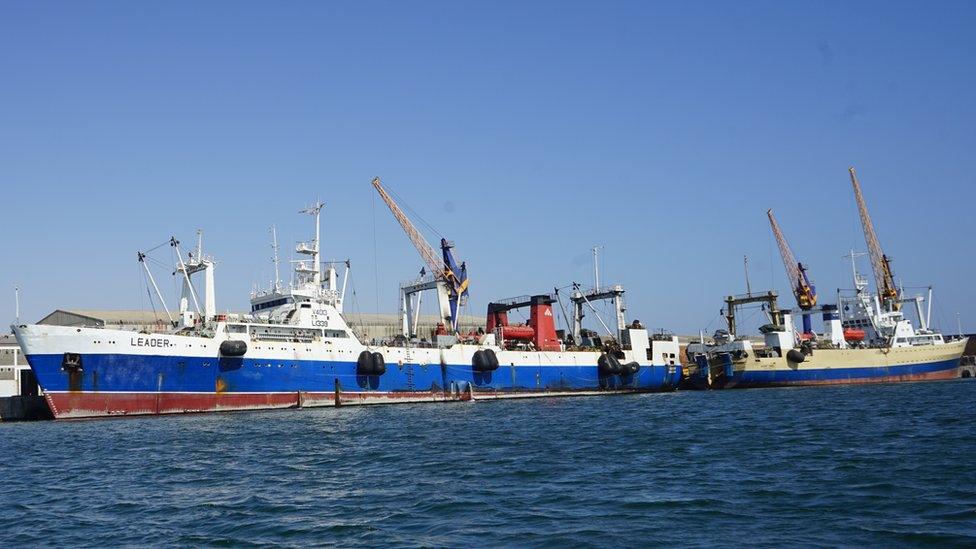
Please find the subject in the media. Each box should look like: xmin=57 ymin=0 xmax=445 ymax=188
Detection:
xmin=2 ymin=1 xmax=974 ymax=335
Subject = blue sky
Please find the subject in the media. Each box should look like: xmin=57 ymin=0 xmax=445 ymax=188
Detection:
xmin=1 ymin=1 xmax=974 ymax=335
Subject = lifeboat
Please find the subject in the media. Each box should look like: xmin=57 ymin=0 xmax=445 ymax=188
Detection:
xmin=502 ymin=325 xmax=535 ymax=341
xmin=843 ymin=328 xmax=866 ymax=342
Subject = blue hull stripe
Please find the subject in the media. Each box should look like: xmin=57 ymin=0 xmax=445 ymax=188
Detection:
xmin=25 ymin=353 xmax=682 ymax=394
xmin=729 ymin=357 xmax=959 ymax=386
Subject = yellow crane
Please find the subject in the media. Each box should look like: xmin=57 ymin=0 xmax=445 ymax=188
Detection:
xmin=767 ymin=209 xmax=817 ymax=333
xmin=849 ymin=167 xmax=900 ymax=311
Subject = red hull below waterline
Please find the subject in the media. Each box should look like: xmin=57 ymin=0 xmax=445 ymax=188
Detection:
xmin=44 ymin=390 xmax=471 ymax=419
xmin=42 ymin=386 xmax=674 ymax=419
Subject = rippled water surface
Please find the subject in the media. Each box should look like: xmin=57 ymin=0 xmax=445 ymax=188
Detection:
xmin=3 ymin=381 xmax=976 ymax=547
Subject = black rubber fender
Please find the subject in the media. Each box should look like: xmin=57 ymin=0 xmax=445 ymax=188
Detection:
xmin=621 ymin=362 xmax=641 ymax=375
xmin=786 ymin=349 xmax=806 ymax=363
xmin=598 ymin=353 xmax=622 ymax=375
xmin=472 ymin=350 xmax=492 ymax=372
xmin=483 ymin=348 xmax=500 ymax=371
xmin=219 ymin=340 xmax=247 ymax=357
xmin=800 ymin=340 xmax=814 ymax=356
xmin=370 ymin=352 xmax=386 ymax=376
xmin=357 ymin=350 xmax=374 ymax=375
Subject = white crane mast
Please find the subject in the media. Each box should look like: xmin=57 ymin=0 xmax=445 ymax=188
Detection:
xmin=270 ymin=225 xmax=281 ymax=291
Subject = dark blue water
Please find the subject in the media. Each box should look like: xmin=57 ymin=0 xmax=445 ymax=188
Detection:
xmin=3 ymin=381 xmax=976 ymax=547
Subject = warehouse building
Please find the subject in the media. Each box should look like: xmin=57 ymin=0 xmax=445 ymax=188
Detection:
xmin=0 ymin=334 xmax=34 ymax=398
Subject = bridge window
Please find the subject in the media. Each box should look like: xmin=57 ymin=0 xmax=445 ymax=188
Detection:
xmin=251 ymin=297 xmax=292 ymax=312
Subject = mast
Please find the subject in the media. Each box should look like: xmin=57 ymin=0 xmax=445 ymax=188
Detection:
xmin=926 ymin=287 xmax=933 ymax=330
xmin=592 ymin=245 xmax=603 ymax=291
xmin=844 ymin=249 xmax=869 ymax=294
xmin=171 ymin=237 xmax=203 ymax=316
xmin=169 ymin=231 xmax=216 ymax=321
xmin=270 ymin=225 xmax=281 ymax=291
xmin=849 ymin=167 xmax=900 ymax=311
xmin=138 ymin=251 xmax=175 ymax=325
xmin=743 ymin=255 xmax=752 ymax=296
xmin=196 ymin=229 xmax=216 ymax=319
xmin=338 ymin=260 xmax=350 ymax=312
xmin=297 ymin=202 xmax=324 ymax=287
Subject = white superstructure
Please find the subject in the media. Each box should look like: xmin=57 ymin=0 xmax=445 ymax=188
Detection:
xmin=837 ymin=250 xmax=945 ymax=348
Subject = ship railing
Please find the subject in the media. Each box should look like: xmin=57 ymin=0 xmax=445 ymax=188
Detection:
xmin=726 ymin=290 xmax=778 ymax=301
xmin=400 ymin=273 xmax=439 ymax=288
xmin=493 ymin=295 xmax=533 ymax=307
xmin=253 ymin=333 xmax=317 ymax=343
xmin=250 ymin=330 xmax=318 ymax=343
xmin=248 ymin=324 xmax=321 ymax=343
xmin=295 ymin=241 xmax=317 ymax=255
xmin=574 ymin=283 xmax=624 ymax=297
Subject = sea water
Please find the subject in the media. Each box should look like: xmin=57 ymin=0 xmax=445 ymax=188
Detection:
xmin=2 ymin=381 xmax=975 ymax=546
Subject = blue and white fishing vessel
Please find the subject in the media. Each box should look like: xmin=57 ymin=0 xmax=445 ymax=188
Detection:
xmin=13 ymin=179 xmax=682 ymax=419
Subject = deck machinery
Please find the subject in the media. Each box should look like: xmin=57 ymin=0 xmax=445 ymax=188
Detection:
xmin=571 ymin=284 xmax=629 ymax=344
xmin=486 ymin=295 xmax=561 ymax=351
xmin=487 ymin=284 xmax=636 ymax=352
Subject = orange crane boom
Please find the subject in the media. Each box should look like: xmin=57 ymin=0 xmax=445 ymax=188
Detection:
xmin=372 ymin=177 xmax=443 ymax=277
xmin=767 ymin=209 xmax=817 ymax=310
xmin=371 ymin=177 xmax=469 ymax=333
xmin=848 ymin=167 xmax=900 ymax=311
